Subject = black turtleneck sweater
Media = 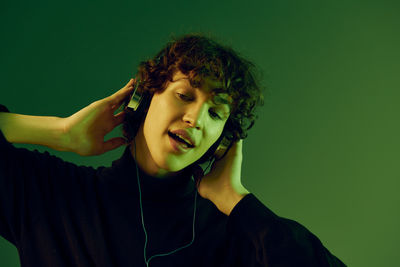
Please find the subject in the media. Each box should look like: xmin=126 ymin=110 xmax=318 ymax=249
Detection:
xmin=0 ymin=104 xmax=346 ymax=266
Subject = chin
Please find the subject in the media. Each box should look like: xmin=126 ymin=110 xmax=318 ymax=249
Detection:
xmin=150 ymin=153 xmax=179 ymax=173
xmin=163 ymin=162 xmax=186 ymax=173
xmin=164 ymin=158 xmax=192 ymax=173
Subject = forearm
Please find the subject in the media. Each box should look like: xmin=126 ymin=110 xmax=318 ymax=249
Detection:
xmin=0 ymin=112 xmax=69 ymax=151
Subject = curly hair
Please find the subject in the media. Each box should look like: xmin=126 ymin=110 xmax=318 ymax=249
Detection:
xmin=122 ymin=33 xmax=264 ymax=156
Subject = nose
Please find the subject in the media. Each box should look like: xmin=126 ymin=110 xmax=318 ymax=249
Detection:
xmin=182 ymin=102 xmax=208 ymax=130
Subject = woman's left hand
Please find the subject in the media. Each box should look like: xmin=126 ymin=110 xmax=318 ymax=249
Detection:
xmin=192 ymin=139 xmax=250 ymax=215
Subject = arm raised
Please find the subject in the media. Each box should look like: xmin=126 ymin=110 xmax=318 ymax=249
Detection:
xmin=0 ymin=78 xmax=135 ymax=156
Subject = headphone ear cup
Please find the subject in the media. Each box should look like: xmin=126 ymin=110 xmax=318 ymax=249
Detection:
xmin=213 ymin=136 xmax=234 ymax=161
xmin=196 ymin=133 xmax=229 ymax=165
xmin=195 ymin=118 xmax=235 ymax=165
xmin=122 ymin=82 xmax=152 ymax=141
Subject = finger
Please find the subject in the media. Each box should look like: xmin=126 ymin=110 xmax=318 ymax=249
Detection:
xmin=102 ymin=137 xmax=127 ymax=153
xmin=227 ymin=139 xmax=243 ymax=156
xmin=113 ymin=110 xmax=125 ymax=126
xmin=125 ymin=78 xmax=134 ymax=87
xmin=235 ymin=139 xmax=243 ymax=154
xmin=110 ymin=79 xmax=136 ymax=105
xmin=109 ymin=88 xmax=135 ymax=112
xmin=122 ymin=78 xmax=136 ymax=91
xmin=121 ymin=78 xmax=135 ymax=89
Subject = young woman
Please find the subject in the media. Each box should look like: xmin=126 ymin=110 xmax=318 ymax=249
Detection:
xmin=0 ymin=34 xmax=346 ymax=266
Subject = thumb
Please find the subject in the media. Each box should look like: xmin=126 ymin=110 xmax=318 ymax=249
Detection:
xmin=102 ymin=137 xmax=128 ymax=153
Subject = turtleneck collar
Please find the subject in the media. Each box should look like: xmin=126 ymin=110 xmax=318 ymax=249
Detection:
xmin=112 ymin=145 xmax=196 ymax=202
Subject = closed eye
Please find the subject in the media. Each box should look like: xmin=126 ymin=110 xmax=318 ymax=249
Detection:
xmin=177 ymin=93 xmax=191 ymax=101
xmin=209 ymin=110 xmax=221 ymax=119
xmin=177 ymin=93 xmax=222 ymax=120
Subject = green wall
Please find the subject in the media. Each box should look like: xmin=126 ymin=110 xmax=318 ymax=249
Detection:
xmin=1 ymin=1 xmax=399 ymax=266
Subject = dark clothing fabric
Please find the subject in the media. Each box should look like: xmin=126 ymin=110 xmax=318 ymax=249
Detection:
xmin=0 ymin=104 xmax=346 ymax=266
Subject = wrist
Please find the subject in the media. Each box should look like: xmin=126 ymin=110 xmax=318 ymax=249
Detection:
xmin=29 ymin=115 xmax=71 ymax=152
xmin=58 ymin=117 xmax=73 ymax=152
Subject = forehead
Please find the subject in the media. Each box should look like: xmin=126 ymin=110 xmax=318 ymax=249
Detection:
xmin=171 ymin=71 xmax=233 ymax=108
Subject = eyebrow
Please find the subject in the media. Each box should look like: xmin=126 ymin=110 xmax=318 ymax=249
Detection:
xmin=209 ymin=87 xmax=233 ymax=110
xmin=173 ymin=77 xmax=232 ymax=111
xmin=211 ymin=94 xmax=231 ymax=111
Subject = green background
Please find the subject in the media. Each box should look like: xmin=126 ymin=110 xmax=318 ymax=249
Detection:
xmin=1 ymin=0 xmax=399 ymax=266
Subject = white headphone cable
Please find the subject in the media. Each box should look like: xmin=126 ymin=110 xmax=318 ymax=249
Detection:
xmin=133 ymin=138 xmax=198 ymax=267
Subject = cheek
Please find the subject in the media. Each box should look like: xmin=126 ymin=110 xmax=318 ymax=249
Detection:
xmin=150 ymin=95 xmax=177 ymax=123
xmin=200 ymin=124 xmax=225 ymax=152
xmin=142 ymin=99 xmax=162 ymax=144
xmin=146 ymin=96 xmax=169 ymax=127
xmin=143 ymin=95 xmax=176 ymax=145
xmin=208 ymin=123 xmax=224 ymax=140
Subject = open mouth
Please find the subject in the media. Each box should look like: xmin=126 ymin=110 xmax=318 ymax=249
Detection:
xmin=168 ymin=131 xmax=194 ymax=149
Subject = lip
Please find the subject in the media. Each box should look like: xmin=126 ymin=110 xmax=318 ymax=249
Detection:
xmin=169 ymin=129 xmax=196 ymax=147
xmin=169 ymin=134 xmax=192 ymax=152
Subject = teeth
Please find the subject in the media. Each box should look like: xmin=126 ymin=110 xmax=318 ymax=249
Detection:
xmin=170 ymin=132 xmax=192 ymax=147
xmin=176 ymin=134 xmax=193 ymax=146
xmin=181 ymin=142 xmax=189 ymax=148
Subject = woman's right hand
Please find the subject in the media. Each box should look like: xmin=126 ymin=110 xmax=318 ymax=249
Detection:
xmin=63 ymin=79 xmax=136 ymax=156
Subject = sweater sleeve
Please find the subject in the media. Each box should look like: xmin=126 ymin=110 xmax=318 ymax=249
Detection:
xmin=226 ymin=193 xmax=347 ymax=267
xmin=0 ymin=104 xmax=95 ymax=247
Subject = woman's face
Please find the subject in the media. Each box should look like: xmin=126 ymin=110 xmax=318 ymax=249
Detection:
xmin=131 ymin=70 xmax=232 ymax=178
